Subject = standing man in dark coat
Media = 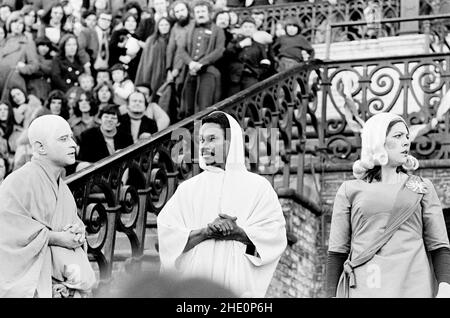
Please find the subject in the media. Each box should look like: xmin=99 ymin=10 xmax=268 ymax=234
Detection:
xmin=177 ymin=0 xmax=225 ymax=117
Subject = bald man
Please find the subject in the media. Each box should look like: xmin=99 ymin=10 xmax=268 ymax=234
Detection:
xmin=0 ymin=115 xmax=96 ymax=298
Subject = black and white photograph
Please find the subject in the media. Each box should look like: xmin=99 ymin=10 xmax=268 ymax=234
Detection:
xmin=0 ymin=0 xmax=450 ymax=306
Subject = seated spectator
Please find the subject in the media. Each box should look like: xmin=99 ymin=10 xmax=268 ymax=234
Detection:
xmin=65 ymin=85 xmax=84 ymax=118
xmin=135 ymin=16 xmax=172 ymax=104
xmin=0 ymin=11 xmax=39 ymax=102
xmin=0 ymin=21 xmax=6 ymax=44
xmin=136 ymin=83 xmax=170 ymax=131
xmin=8 ymin=87 xmax=42 ymax=128
xmin=78 ymin=73 xmax=95 ymax=94
xmin=69 ymin=91 xmax=97 ymax=143
xmin=44 ymin=89 xmax=70 ymax=120
xmin=110 ymin=63 xmax=135 ymax=110
xmin=272 ymin=16 xmax=315 ymax=72
xmin=118 ymin=90 xmax=158 ymax=143
xmin=94 ymin=82 xmax=115 ymax=115
xmin=77 ymin=104 xmax=133 ymax=162
xmin=225 ymin=17 xmax=270 ymax=97
xmin=0 ymin=101 xmax=17 ymax=158
xmin=27 ymin=36 xmax=56 ymax=102
xmin=51 ymin=34 xmax=86 ymax=92
xmin=77 ymin=10 xmax=99 ymax=66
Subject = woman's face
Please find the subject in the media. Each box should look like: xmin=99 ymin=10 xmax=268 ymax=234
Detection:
xmin=78 ymin=93 xmax=91 ymax=113
xmin=10 ymin=88 xmax=26 ymax=106
xmin=24 ymin=11 xmax=36 ymax=26
xmin=10 ymin=18 xmax=25 ymax=35
xmin=158 ymin=19 xmax=170 ymax=35
xmin=50 ymin=6 xmax=64 ymax=24
xmin=98 ymin=85 xmax=111 ymax=103
xmin=64 ymin=37 xmax=77 ymax=57
xmin=49 ymin=98 xmax=62 ymax=115
xmin=67 ymin=91 xmax=77 ymax=107
xmin=0 ymin=103 xmax=9 ymax=121
xmin=385 ymin=121 xmax=410 ymax=166
xmin=124 ymin=16 xmax=137 ymax=33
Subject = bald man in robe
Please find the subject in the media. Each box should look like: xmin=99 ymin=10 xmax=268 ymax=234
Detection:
xmin=0 ymin=115 xmax=96 ymax=298
xmin=157 ymin=111 xmax=287 ymax=297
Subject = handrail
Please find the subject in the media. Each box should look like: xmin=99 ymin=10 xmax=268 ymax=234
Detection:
xmin=66 ymin=60 xmax=320 ymax=287
xmin=324 ymin=13 xmax=450 ymax=59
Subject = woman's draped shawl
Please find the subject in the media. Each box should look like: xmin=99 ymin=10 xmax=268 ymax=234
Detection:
xmin=0 ymin=158 xmax=96 ymax=297
xmin=157 ymin=112 xmax=287 ymax=297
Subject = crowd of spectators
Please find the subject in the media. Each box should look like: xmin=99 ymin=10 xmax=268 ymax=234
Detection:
xmin=0 ymin=0 xmax=315 ymax=182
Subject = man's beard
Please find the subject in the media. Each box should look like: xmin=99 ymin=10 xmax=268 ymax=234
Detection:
xmin=177 ymin=15 xmax=190 ymax=27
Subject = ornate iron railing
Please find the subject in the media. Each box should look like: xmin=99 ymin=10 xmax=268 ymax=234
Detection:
xmin=65 ymin=61 xmax=320 ymax=286
xmin=312 ymin=52 xmax=450 ymax=164
xmin=232 ymin=0 xmax=400 ymax=43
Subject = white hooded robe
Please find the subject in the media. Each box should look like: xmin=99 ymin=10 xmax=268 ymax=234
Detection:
xmin=157 ymin=112 xmax=287 ymax=297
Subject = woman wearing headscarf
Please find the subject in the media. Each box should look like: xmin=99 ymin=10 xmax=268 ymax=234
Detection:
xmin=135 ymin=16 xmax=172 ymax=103
xmin=0 ymin=11 xmax=39 ymax=102
xmin=326 ymin=112 xmax=450 ymax=298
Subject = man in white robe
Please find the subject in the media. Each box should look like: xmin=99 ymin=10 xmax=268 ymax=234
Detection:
xmin=157 ymin=111 xmax=287 ymax=297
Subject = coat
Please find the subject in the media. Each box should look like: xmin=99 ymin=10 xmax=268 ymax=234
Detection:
xmin=51 ymin=55 xmax=85 ymax=93
xmin=0 ymin=34 xmax=39 ymax=101
xmin=77 ymin=126 xmax=133 ymax=163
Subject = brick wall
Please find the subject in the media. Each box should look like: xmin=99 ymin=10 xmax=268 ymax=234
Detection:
xmin=268 ymin=168 xmax=450 ymax=298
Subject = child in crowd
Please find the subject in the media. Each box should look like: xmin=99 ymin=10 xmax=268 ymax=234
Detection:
xmin=110 ymin=63 xmax=135 ymax=111
xmin=272 ymin=16 xmax=315 ymax=72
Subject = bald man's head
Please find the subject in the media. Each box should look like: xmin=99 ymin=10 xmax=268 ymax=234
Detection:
xmin=28 ymin=115 xmax=77 ymax=167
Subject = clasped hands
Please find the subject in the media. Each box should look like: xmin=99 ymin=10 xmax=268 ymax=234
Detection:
xmin=206 ymin=213 xmax=242 ymax=241
xmin=50 ymin=223 xmax=86 ymax=250
xmin=188 ymin=61 xmax=203 ymax=75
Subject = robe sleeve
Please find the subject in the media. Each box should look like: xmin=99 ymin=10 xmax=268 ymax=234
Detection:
xmin=240 ymin=179 xmax=287 ymax=267
xmin=421 ymin=178 xmax=450 ymax=251
xmin=156 ymin=183 xmax=193 ymax=272
xmin=328 ymin=182 xmax=352 ymax=254
xmin=0 ymin=167 xmax=50 ymax=297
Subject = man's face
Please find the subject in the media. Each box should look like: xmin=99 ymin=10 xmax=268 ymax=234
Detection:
xmin=128 ymin=92 xmax=146 ymax=117
xmin=241 ymin=21 xmax=256 ymax=37
xmin=173 ymin=3 xmax=188 ymax=21
xmin=97 ymin=13 xmax=112 ymax=30
xmin=194 ymin=5 xmax=210 ymax=24
xmin=43 ymin=122 xmax=77 ymax=167
xmin=199 ymin=123 xmax=230 ymax=167
xmin=96 ymin=71 xmax=110 ymax=84
xmin=215 ymin=12 xmax=229 ymax=29
xmin=100 ymin=113 xmax=118 ymax=132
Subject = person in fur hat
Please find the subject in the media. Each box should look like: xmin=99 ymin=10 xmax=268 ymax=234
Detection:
xmin=326 ymin=112 xmax=450 ymax=298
